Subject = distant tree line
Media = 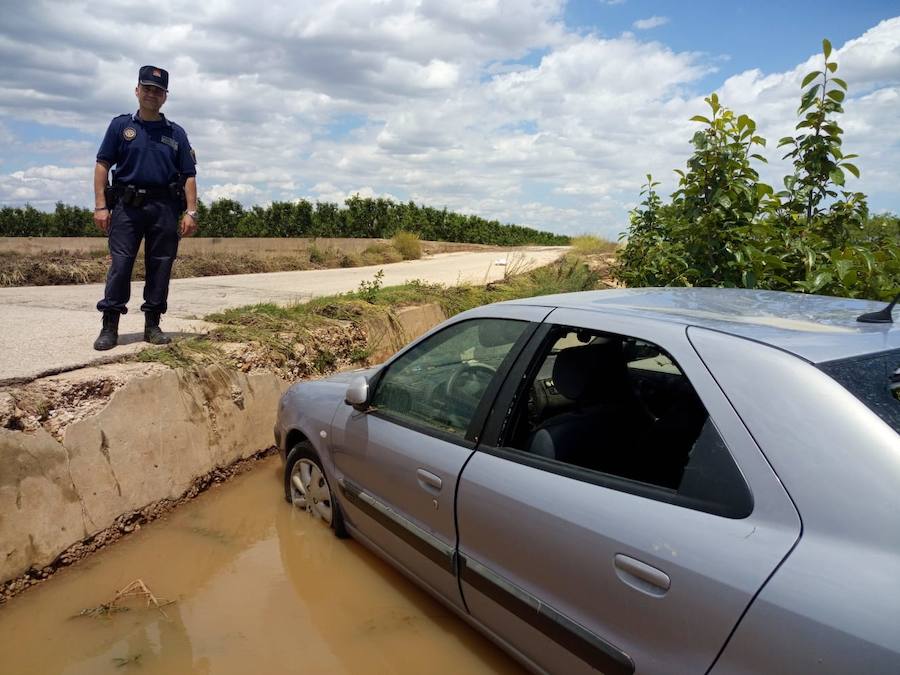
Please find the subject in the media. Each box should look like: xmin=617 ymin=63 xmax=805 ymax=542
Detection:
xmin=0 ymin=195 xmax=569 ymax=246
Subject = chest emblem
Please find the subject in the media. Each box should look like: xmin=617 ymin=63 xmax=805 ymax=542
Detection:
xmin=123 ymin=127 xmax=137 ymax=141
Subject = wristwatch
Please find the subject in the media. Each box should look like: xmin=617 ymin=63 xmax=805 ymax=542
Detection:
xmin=186 ymin=210 xmax=198 ymax=221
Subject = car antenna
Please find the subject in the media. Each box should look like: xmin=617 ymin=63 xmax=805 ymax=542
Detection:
xmin=857 ymin=292 xmax=900 ymax=324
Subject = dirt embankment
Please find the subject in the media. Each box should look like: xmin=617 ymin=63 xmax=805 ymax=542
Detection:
xmin=0 ymin=238 xmax=503 ymax=287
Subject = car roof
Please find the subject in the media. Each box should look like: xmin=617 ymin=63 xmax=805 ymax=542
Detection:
xmin=504 ymin=287 xmax=900 ymax=364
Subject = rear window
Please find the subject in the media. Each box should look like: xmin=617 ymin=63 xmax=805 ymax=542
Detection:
xmin=819 ymin=349 xmax=900 ymax=433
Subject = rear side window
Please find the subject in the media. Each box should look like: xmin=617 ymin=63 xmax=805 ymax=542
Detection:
xmin=819 ymin=349 xmax=900 ymax=433
xmin=497 ymin=326 xmax=752 ymax=517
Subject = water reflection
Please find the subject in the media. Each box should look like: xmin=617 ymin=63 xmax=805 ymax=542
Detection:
xmin=0 ymin=457 xmax=522 ymax=674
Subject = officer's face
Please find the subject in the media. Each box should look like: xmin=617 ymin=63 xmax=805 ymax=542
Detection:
xmin=135 ymin=84 xmax=167 ymax=112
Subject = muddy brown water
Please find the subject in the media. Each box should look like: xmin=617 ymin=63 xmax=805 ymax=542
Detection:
xmin=0 ymin=456 xmax=523 ymax=675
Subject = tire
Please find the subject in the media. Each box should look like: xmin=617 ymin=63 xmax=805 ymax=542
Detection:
xmin=284 ymin=441 xmax=348 ymax=538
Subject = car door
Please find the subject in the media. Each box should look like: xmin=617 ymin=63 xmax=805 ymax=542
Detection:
xmin=455 ymin=308 xmax=802 ymax=674
xmin=329 ymin=304 xmax=551 ymax=609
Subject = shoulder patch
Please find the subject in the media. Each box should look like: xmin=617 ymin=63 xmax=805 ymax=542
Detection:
xmin=190 ymin=148 xmax=197 ymax=163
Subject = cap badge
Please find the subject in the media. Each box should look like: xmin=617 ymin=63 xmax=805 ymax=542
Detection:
xmin=153 ymin=69 xmax=161 ymax=77
xmin=123 ymin=127 xmax=137 ymax=141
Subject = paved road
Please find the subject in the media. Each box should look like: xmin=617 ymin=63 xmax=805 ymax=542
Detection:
xmin=0 ymin=247 xmax=566 ymax=383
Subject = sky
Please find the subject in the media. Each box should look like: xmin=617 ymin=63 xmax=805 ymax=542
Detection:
xmin=0 ymin=0 xmax=898 ymax=239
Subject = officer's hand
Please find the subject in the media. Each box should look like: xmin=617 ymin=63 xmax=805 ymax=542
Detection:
xmin=94 ymin=208 xmax=111 ymax=234
xmin=180 ymin=213 xmax=198 ymax=237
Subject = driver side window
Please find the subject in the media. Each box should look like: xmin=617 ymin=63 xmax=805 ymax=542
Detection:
xmin=372 ymin=318 xmax=528 ymax=439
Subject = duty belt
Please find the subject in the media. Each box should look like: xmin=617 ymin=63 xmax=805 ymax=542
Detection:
xmin=112 ymin=184 xmax=172 ymax=198
xmin=108 ymin=183 xmax=178 ymax=208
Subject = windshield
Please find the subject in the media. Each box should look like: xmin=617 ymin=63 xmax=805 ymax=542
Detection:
xmin=819 ymin=349 xmax=900 ymax=433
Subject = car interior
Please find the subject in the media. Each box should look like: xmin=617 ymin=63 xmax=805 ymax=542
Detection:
xmin=502 ymin=327 xmax=709 ymax=491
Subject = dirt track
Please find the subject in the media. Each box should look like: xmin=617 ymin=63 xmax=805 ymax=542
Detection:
xmin=0 ymin=247 xmax=566 ymax=383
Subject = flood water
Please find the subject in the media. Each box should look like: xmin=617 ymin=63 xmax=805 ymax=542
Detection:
xmin=0 ymin=456 xmax=523 ymax=674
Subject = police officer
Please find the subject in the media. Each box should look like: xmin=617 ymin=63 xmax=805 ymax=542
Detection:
xmin=92 ymin=65 xmax=198 ymax=351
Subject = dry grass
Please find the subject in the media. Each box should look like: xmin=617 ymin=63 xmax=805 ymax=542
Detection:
xmin=571 ymin=235 xmax=619 ymax=255
xmin=0 ymin=245 xmax=415 ymax=287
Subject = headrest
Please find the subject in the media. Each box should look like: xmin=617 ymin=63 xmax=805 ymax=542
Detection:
xmin=478 ymin=320 xmax=524 ymax=347
xmin=553 ymin=340 xmax=626 ymax=401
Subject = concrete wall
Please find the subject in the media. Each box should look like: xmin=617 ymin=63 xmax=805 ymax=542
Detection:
xmin=0 ymin=237 xmax=488 ymax=256
xmin=367 ymin=303 xmax=446 ymax=363
xmin=0 ymin=367 xmax=287 ymax=582
xmin=0 ymin=303 xmax=447 ymax=584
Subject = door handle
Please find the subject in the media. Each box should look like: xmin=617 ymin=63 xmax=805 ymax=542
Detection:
xmin=416 ymin=469 xmax=442 ymax=493
xmin=614 ymin=554 xmax=670 ymax=597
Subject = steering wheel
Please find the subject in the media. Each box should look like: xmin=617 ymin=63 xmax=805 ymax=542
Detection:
xmin=446 ymin=362 xmax=497 ymax=402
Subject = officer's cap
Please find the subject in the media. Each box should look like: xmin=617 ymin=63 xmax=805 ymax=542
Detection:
xmin=138 ymin=65 xmax=169 ymax=92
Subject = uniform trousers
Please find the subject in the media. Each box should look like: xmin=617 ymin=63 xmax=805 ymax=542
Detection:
xmin=96 ymin=197 xmax=180 ymax=315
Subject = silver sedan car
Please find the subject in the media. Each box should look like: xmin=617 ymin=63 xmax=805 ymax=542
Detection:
xmin=274 ymin=288 xmax=900 ymax=674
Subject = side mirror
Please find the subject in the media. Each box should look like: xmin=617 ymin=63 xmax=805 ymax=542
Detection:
xmin=344 ymin=375 xmax=370 ymax=411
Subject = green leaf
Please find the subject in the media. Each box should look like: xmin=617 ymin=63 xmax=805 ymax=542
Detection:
xmin=809 ymin=270 xmax=833 ymax=293
xmin=689 ymin=115 xmax=711 ymax=124
xmin=737 ymin=114 xmax=749 ymax=130
xmin=741 ymin=270 xmax=757 ymax=288
xmin=751 ymin=136 xmax=766 ymax=147
xmin=777 ymin=136 xmax=795 ymax=147
xmin=756 ymin=183 xmax=774 ymax=198
xmin=832 ymin=77 xmax=848 ymax=90
xmin=750 ymin=153 xmax=768 ymax=163
xmin=823 ymin=39 xmax=832 ymax=60
xmin=826 ymin=89 xmax=845 ymax=102
xmin=860 ymin=249 xmax=875 ymax=274
xmin=801 ymin=71 xmax=821 ymax=88
xmin=835 ymin=259 xmax=853 ymax=281
xmin=826 ymin=62 xmax=838 ymax=73
xmin=829 ymin=167 xmax=845 ymax=186
xmin=842 ymin=162 xmax=860 ymax=178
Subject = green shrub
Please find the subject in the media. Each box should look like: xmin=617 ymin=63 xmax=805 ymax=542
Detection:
xmin=616 ymin=39 xmax=900 ymax=301
xmin=392 ymin=230 xmax=422 ymax=260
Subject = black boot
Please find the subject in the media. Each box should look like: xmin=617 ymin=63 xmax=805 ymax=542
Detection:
xmin=144 ymin=311 xmax=171 ymax=345
xmin=93 ymin=311 xmax=119 ymax=351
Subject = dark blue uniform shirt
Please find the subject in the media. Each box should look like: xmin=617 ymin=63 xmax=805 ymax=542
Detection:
xmin=97 ymin=112 xmax=196 ymax=187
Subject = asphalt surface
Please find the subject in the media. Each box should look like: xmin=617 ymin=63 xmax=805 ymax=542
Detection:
xmin=0 ymin=247 xmax=567 ymax=383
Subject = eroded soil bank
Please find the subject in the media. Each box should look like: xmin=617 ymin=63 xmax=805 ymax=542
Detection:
xmin=0 ymin=456 xmax=524 ymax=674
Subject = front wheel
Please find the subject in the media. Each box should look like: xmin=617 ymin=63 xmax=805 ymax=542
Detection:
xmin=284 ymin=441 xmax=348 ymax=538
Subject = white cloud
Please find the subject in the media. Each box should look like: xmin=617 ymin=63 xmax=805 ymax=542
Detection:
xmin=633 ymin=16 xmax=669 ymax=30
xmin=0 ymin=5 xmax=897 ymax=240
xmin=204 ymin=183 xmax=264 ymax=203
